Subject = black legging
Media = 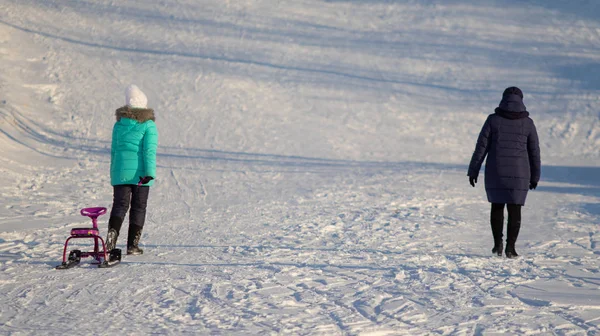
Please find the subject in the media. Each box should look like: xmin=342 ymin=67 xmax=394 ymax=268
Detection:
xmin=490 ymin=203 xmax=522 ymax=248
xmin=491 ymin=203 xmax=521 ymax=225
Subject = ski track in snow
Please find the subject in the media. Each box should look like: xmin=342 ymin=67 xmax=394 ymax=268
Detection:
xmin=0 ymin=0 xmax=599 ymax=335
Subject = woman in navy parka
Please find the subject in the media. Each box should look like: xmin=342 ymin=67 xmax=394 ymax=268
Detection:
xmin=468 ymin=87 xmax=541 ymax=258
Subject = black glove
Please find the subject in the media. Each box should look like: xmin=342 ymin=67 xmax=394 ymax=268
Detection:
xmin=139 ymin=176 xmax=154 ymax=185
xmin=469 ymin=176 xmax=477 ymax=187
xmin=529 ymin=182 xmax=537 ymax=190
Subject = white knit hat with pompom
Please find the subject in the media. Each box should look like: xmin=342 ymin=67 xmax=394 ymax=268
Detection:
xmin=125 ymin=84 xmax=148 ymax=108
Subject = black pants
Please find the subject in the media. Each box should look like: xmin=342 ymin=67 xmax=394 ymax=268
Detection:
xmin=490 ymin=203 xmax=522 ymax=248
xmin=110 ymin=185 xmax=150 ymax=229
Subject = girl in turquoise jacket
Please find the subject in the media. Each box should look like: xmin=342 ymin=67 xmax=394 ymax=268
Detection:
xmin=106 ymin=85 xmax=158 ymax=256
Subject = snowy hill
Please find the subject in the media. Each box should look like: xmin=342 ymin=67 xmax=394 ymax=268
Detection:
xmin=1 ymin=1 xmax=599 ymax=335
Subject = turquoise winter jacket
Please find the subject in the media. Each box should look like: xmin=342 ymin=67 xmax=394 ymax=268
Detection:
xmin=110 ymin=106 xmax=158 ymax=186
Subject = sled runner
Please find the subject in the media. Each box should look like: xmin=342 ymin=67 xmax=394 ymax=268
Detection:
xmin=55 ymin=207 xmax=121 ymax=269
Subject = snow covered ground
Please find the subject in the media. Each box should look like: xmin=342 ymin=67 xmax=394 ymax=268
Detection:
xmin=0 ymin=0 xmax=599 ymax=334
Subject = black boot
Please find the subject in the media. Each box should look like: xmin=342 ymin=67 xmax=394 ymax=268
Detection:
xmin=505 ymin=205 xmax=522 ymax=259
xmin=505 ymin=221 xmax=521 ymax=259
xmin=105 ymin=216 xmax=123 ymax=251
xmin=492 ymin=241 xmax=503 ymax=257
xmin=127 ymin=225 xmax=144 ymax=255
xmin=505 ymin=249 xmax=519 ymax=259
xmin=490 ymin=204 xmax=504 ymax=256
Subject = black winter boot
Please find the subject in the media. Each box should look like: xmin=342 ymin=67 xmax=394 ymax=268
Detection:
xmin=490 ymin=204 xmax=504 ymax=256
xmin=505 ymin=206 xmax=522 ymax=259
xmin=492 ymin=240 xmax=503 ymax=256
xmin=505 ymin=249 xmax=519 ymax=259
xmin=127 ymin=225 xmax=144 ymax=255
xmin=505 ymin=222 xmax=520 ymax=259
xmin=105 ymin=216 xmax=124 ymax=251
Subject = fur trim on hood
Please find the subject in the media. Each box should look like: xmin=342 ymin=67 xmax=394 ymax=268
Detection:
xmin=115 ymin=106 xmax=155 ymax=123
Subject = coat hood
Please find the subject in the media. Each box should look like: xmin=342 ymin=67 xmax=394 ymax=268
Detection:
xmin=115 ymin=106 xmax=155 ymax=123
xmin=498 ymin=93 xmax=527 ymax=113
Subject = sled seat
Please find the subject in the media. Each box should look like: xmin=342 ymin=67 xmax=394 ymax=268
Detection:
xmin=71 ymin=207 xmax=106 ymax=237
xmin=81 ymin=207 xmax=107 ymax=218
xmin=70 ymin=228 xmax=100 ymax=237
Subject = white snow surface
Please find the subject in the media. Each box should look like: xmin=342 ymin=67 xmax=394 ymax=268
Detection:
xmin=1 ymin=0 xmax=599 ymax=335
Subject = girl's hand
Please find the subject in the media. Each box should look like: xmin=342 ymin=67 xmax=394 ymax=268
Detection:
xmin=138 ymin=176 xmax=154 ymax=185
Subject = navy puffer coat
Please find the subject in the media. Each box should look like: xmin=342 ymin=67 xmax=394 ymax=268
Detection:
xmin=468 ymin=90 xmax=541 ymax=205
